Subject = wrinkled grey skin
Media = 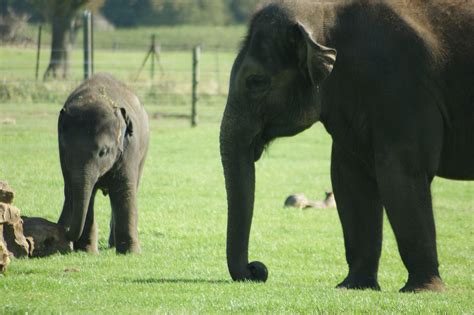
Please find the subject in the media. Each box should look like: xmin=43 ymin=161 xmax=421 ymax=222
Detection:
xmin=58 ymin=73 xmax=149 ymax=254
xmin=220 ymin=0 xmax=474 ymax=292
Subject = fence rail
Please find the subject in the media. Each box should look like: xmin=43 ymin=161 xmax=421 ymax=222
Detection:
xmin=0 ymin=23 xmax=237 ymax=124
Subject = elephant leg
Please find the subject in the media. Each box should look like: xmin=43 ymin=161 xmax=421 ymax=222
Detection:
xmin=372 ymin=95 xmax=444 ymax=292
xmin=108 ymin=177 xmax=140 ymax=254
xmin=58 ymin=173 xmax=72 ymax=226
xmin=331 ymin=143 xmax=383 ymax=290
xmin=376 ymin=162 xmax=443 ymax=292
xmin=108 ymin=210 xmax=115 ymax=248
xmin=58 ymin=151 xmax=72 ymax=226
xmin=73 ymin=187 xmax=98 ymax=253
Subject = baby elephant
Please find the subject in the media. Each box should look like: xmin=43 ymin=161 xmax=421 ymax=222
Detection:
xmin=58 ymin=73 xmax=149 ymax=254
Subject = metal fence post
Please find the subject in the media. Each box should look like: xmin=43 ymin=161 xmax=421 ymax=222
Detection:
xmin=215 ymin=47 xmax=221 ymax=95
xmin=191 ymin=45 xmax=201 ymax=127
xmin=83 ymin=10 xmax=92 ymax=80
xmin=91 ymin=12 xmax=94 ymax=75
xmin=35 ymin=25 xmax=42 ymax=81
xmin=151 ymin=34 xmax=155 ymax=81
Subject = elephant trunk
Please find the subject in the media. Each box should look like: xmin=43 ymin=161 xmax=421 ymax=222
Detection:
xmin=220 ymin=108 xmax=268 ymax=282
xmin=66 ymin=172 xmax=95 ymax=242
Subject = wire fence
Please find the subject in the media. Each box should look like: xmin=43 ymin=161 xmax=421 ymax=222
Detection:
xmin=0 ymin=25 xmax=238 ymax=124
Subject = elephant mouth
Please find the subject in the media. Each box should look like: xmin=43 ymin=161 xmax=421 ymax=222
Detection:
xmin=253 ymin=131 xmax=272 ymax=162
xmin=254 ymin=142 xmax=265 ymax=162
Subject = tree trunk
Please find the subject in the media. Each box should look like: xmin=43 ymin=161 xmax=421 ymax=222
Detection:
xmin=44 ymin=16 xmax=72 ymax=79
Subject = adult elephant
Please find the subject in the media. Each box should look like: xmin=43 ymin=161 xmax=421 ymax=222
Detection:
xmin=58 ymin=73 xmax=149 ymax=254
xmin=220 ymin=0 xmax=474 ymax=292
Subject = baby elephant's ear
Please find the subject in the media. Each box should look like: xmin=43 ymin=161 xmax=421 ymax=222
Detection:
xmin=119 ymin=107 xmax=133 ymax=137
xmin=297 ymin=22 xmax=337 ymax=86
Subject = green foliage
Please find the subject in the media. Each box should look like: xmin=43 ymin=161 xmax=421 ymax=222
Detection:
xmin=3 ymin=0 xmax=266 ymax=26
xmin=103 ymin=0 xmax=232 ymax=26
xmin=101 ymin=0 xmax=265 ymax=26
xmin=1 ymin=0 xmax=102 ymax=23
xmin=101 ymin=0 xmax=151 ymax=27
xmin=229 ymin=0 xmax=264 ymax=22
xmin=0 ymin=101 xmax=472 ymax=313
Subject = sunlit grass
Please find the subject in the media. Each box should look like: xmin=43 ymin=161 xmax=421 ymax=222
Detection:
xmin=0 ymin=101 xmax=472 ymax=313
xmin=22 ymin=24 xmax=246 ymax=50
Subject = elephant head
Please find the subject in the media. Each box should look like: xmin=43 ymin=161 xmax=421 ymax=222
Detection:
xmin=220 ymin=5 xmax=336 ymax=282
xmin=58 ymin=101 xmax=132 ymax=242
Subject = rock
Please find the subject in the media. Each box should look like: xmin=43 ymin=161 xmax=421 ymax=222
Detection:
xmin=0 ymin=202 xmax=30 ymax=258
xmin=0 ymin=181 xmax=71 ymax=275
xmin=0 ymin=181 xmax=15 ymax=204
xmin=22 ymin=217 xmax=72 ymax=257
xmin=0 ymin=239 xmax=10 ymax=273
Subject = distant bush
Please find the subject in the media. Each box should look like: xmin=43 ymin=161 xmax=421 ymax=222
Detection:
xmin=0 ymin=81 xmax=75 ymax=103
xmin=101 ymin=0 xmax=265 ymax=27
xmin=0 ymin=8 xmax=32 ymax=44
xmin=2 ymin=0 xmax=266 ymax=27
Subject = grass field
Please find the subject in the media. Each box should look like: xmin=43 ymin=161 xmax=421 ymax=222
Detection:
xmin=21 ymin=24 xmax=247 ymax=50
xmin=0 ymin=46 xmax=236 ymax=125
xmin=0 ymin=98 xmax=472 ymax=313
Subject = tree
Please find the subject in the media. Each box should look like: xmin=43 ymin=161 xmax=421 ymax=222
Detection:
xmin=163 ymin=0 xmax=231 ymax=25
xmin=103 ymin=0 xmax=232 ymax=27
xmin=101 ymin=0 xmax=151 ymax=27
xmin=30 ymin=0 xmax=104 ymax=79
xmin=229 ymin=0 xmax=265 ymax=23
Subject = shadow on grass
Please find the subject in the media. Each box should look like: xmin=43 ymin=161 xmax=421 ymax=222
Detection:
xmin=129 ymin=278 xmax=231 ymax=285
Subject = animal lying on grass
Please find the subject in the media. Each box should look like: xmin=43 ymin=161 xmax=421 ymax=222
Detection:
xmin=57 ymin=73 xmax=149 ymax=254
xmin=284 ymin=192 xmax=336 ymax=209
xmin=220 ymin=0 xmax=474 ymax=292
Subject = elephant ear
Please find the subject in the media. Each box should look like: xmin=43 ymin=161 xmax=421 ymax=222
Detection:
xmin=297 ymin=22 xmax=337 ymax=86
xmin=58 ymin=107 xmax=71 ymax=135
xmin=115 ymin=107 xmax=133 ymax=152
xmin=119 ymin=107 xmax=133 ymax=137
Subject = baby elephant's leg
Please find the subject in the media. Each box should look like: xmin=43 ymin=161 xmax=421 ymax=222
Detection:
xmin=108 ymin=178 xmax=140 ymax=254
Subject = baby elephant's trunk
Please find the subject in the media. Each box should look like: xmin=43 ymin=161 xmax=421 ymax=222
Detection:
xmin=67 ymin=174 xmax=95 ymax=242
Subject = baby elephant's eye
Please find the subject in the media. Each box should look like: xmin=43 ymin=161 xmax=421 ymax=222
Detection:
xmin=246 ymin=74 xmax=271 ymax=93
xmin=98 ymin=147 xmax=110 ymax=157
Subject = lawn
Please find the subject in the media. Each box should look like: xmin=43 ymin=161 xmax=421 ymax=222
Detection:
xmin=22 ymin=24 xmax=247 ymax=51
xmin=0 ymin=99 xmax=472 ymax=313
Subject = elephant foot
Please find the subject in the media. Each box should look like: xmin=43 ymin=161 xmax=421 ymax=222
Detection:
xmin=73 ymin=242 xmax=98 ymax=254
xmin=231 ymin=261 xmax=268 ymax=282
xmin=336 ymin=274 xmax=381 ymax=290
xmin=400 ymin=275 xmax=444 ymax=293
xmin=108 ymin=236 xmax=115 ymax=248
xmin=115 ymin=241 xmax=141 ymax=254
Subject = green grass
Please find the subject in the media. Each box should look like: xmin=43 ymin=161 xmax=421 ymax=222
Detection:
xmin=1 ymin=23 xmax=245 ymax=107
xmin=21 ymin=24 xmax=247 ymax=50
xmin=0 ymin=46 xmax=235 ymax=110
xmin=0 ymin=100 xmax=473 ymax=313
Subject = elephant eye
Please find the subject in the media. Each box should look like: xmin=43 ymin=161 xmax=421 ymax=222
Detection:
xmin=98 ymin=147 xmax=109 ymax=157
xmin=246 ymin=74 xmax=270 ymax=93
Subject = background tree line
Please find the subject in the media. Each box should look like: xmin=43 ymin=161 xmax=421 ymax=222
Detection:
xmin=0 ymin=0 xmax=264 ymax=79
xmin=1 ymin=0 xmax=265 ymax=26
